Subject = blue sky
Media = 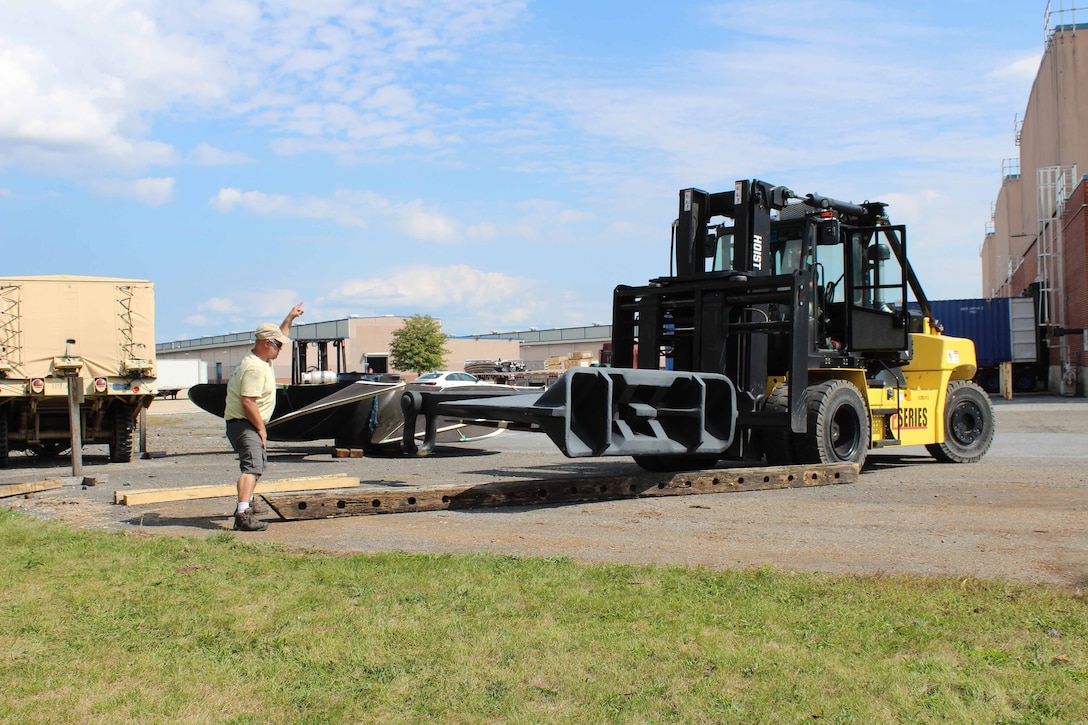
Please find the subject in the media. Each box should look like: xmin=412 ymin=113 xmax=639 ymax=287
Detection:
xmin=1 ymin=1 xmax=1045 ymax=341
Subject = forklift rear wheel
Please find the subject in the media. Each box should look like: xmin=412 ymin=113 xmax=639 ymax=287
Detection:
xmin=925 ymin=380 xmax=994 ymax=463
xmin=796 ymin=380 xmax=869 ymax=466
xmin=109 ymin=407 xmax=135 ymax=463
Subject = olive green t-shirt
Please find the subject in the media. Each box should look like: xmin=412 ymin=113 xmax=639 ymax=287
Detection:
xmin=224 ymin=353 xmax=277 ymax=423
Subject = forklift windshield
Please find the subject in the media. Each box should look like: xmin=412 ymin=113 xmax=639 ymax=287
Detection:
xmin=768 ymin=212 xmax=909 ymax=356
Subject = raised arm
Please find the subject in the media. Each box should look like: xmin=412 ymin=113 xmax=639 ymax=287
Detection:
xmin=281 ymin=302 xmax=305 ymax=336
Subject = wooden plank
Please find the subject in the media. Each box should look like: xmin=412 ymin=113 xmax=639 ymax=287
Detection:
xmin=266 ymin=463 xmax=860 ymax=521
xmin=115 ymin=473 xmax=360 ymax=506
xmin=0 ymin=479 xmax=64 ymax=499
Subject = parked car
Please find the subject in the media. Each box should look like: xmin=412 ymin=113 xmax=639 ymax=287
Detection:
xmin=410 ymin=371 xmax=482 ymax=387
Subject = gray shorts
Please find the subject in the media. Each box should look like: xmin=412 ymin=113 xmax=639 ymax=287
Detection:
xmin=226 ymin=419 xmax=267 ymax=476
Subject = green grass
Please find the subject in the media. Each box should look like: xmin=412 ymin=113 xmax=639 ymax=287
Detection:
xmin=0 ymin=508 xmax=1085 ymax=724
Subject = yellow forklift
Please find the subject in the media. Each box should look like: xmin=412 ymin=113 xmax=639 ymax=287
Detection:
xmin=610 ymin=180 xmax=994 ymax=470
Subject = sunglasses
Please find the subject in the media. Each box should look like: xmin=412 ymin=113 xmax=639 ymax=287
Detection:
xmin=267 ymin=339 xmax=283 ymax=349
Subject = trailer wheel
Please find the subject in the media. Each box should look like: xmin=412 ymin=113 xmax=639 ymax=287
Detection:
xmin=633 ymin=454 xmax=721 ymax=472
xmin=1013 ymin=370 xmax=1037 ymax=393
xmin=925 ymin=380 xmax=994 ymax=463
xmin=759 ymin=383 xmax=796 ymax=465
xmin=975 ymin=369 xmax=999 ymax=394
xmin=0 ymin=412 xmax=8 ymax=467
xmin=109 ymin=407 xmax=135 ymax=463
xmin=795 ymin=380 xmax=869 ymax=466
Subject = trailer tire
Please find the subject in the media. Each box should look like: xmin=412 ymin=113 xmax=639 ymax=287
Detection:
xmin=975 ymin=369 xmax=1000 ymax=394
xmin=0 ymin=412 xmax=8 ymax=467
xmin=1014 ymin=370 xmax=1037 ymax=393
xmin=109 ymin=407 xmax=135 ymax=463
xmin=633 ymin=454 xmax=721 ymax=472
xmin=795 ymin=380 xmax=869 ymax=466
xmin=926 ymin=380 xmax=994 ymax=463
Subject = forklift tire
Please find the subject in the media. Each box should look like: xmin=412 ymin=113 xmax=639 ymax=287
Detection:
xmin=759 ymin=383 xmax=797 ymax=465
xmin=925 ymin=380 xmax=994 ymax=463
xmin=633 ymin=454 xmax=721 ymax=473
xmin=795 ymin=380 xmax=869 ymax=466
xmin=109 ymin=407 xmax=135 ymax=463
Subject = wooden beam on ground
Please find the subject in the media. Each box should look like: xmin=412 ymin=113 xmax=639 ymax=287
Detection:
xmin=266 ymin=463 xmax=860 ymax=521
xmin=0 ymin=479 xmax=64 ymax=499
xmin=115 ymin=473 xmax=360 ymax=506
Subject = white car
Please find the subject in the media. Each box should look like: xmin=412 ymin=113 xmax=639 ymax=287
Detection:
xmin=410 ymin=371 xmax=483 ymax=387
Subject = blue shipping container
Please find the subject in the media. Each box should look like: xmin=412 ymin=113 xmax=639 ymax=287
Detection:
xmin=922 ymin=298 xmax=1017 ymax=368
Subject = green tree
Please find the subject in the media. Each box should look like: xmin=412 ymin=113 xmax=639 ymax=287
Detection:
xmin=389 ymin=314 xmax=450 ymax=374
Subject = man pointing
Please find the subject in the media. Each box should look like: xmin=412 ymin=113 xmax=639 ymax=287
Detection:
xmin=224 ymin=303 xmax=304 ymax=531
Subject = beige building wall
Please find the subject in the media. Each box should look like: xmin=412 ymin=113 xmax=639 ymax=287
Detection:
xmin=470 ymin=325 xmax=612 ymax=370
xmin=517 ymin=342 xmax=605 ymax=369
xmin=445 ymin=338 xmax=521 ymax=372
xmin=984 ymin=23 xmax=1088 ymax=296
xmin=982 ymin=176 xmax=1027 ymax=297
xmin=158 ymin=316 xmax=521 ymax=384
xmin=981 ymin=14 xmax=1088 ymax=394
xmin=338 ymin=317 xmax=403 ymax=375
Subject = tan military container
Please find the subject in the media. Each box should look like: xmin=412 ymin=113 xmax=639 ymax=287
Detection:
xmin=0 ymin=275 xmax=157 ymax=465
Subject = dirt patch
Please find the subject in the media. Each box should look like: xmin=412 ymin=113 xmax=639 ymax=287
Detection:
xmin=3 ymin=395 xmax=1087 ymax=588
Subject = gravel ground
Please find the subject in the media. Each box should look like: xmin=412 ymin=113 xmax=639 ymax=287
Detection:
xmin=2 ymin=393 xmax=1086 ymax=588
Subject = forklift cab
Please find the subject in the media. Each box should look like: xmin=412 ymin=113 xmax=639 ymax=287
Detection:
xmin=769 ymin=209 xmax=911 ymax=362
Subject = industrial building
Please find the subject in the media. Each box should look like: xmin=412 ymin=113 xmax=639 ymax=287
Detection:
xmin=157 ymin=316 xmax=519 ymax=384
xmin=471 ymin=324 xmax=612 ymax=369
xmin=981 ymin=3 xmax=1088 ymax=394
xmin=157 ymin=315 xmax=614 ymax=385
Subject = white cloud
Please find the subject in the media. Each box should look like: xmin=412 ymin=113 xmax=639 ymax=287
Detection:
xmin=317 ymin=263 xmax=603 ymax=333
xmin=93 ymin=177 xmax=175 ymax=206
xmin=988 ymin=55 xmax=1041 ymax=83
xmin=183 ymin=292 xmax=304 ymax=336
xmin=400 ymin=200 xmax=460 ymax=243
xmin=0 ymin=1 xmax=225 ymax=174
xmin=188 ymin=142 xmax=252 ymax=165
xmin=198 ymin=297 xmax=239 ymax=314
xmin=210 ymin=186 xmax=589 ymax=244
xmin=329 ymin=264 xmax=530 ymax=309
xmin=212 ymin=187 xmax=379 ymax=229
xmin=0 ymin=0 xmax=528 ymax=175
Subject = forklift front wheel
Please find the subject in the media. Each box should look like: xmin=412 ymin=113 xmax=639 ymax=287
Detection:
xmin=796 ymin=380 xmax=869 ymax=466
